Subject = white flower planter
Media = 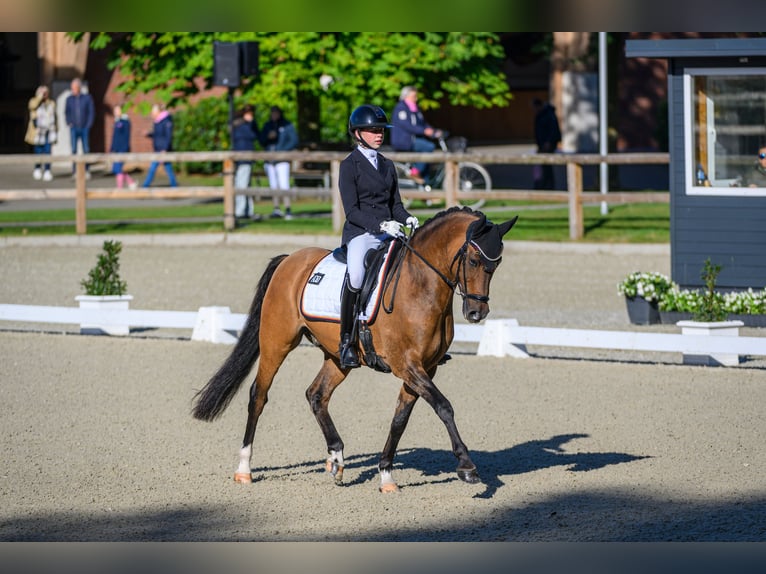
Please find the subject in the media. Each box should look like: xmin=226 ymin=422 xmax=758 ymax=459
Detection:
xmin=677 ymin=320 xmax=744 ymax=366
xmin=75 ymin=294 xmax=133 ymax=336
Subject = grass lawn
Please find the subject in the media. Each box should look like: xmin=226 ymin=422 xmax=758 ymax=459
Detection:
xmin=0 ymin=198 xmax=670 ymax=243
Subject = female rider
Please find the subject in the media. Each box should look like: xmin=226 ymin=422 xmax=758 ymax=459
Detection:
xmin=337 ymin=104 xmax=419 ymax=368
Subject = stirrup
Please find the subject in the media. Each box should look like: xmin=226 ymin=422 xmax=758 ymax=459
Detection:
xmin=339 ymin=335 xmax=360 ymax=369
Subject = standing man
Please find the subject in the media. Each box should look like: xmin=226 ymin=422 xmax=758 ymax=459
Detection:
xmin=532 ymin=98 xmax=562 ymax=190
xmin=260 ymin=105 xmax=299 ymax=220
xmin=390 ymin=86 xmax=443 ymax=184
xmin=232 ymin=104 xmax=260 ymax=219
xmin=65 ymin=78 xmax=95 ymax=178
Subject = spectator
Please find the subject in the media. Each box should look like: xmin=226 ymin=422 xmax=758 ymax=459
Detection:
xmin=142 ymin=104 xmax=178 ymax=188
xmin=390 ymin=86 xmax=444 ymax=184
xmin=24 ymin=85 xmax=57 ymax=182
xmin=532 ymin=98 xmax=562 ymax=190
xmin=64 ymin=78 xmax=95 ymax=178
xmin=742 ymin=143 xmax=766 ymax=187
xmin=110 ymin=104 xmax=138 ymax=190
xmin=232 ymin=104 xmax=260 ymax=219
xmin=259 ymin=105 xmax=299 ymax=220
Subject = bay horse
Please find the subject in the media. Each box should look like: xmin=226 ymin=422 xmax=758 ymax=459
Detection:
xmin=192 ymin=206 xmax=518 ymax=492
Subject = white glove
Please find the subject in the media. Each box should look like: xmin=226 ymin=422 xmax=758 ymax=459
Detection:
xmin=405 ymin=216 xmax=420 ymax=230
xmin=380 ymin=220 xmax=403 ymax=237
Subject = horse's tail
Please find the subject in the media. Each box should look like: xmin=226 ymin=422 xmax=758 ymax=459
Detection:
xmin=192 ymin=254 xmax=288 ymax=422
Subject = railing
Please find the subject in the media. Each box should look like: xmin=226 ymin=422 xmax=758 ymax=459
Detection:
xmin=0 ymin=150 xmax=669 ymax=239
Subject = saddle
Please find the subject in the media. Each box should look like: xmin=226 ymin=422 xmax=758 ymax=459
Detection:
xmin=331 ymin=239 xmax=401 ymax=315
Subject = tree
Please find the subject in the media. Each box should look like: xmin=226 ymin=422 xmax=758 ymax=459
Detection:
xmin=72 ymin=32 xmax=511 ymax=142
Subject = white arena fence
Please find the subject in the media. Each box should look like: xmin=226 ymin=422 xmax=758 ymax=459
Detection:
xmin=1 ymin=304 xmax=764 ymax=367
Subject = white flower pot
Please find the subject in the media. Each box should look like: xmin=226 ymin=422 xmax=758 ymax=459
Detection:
xmin=677 ymin=320 xmax=744 ymax=366
xmin=75 ymin=294 xmax=133 ymax=336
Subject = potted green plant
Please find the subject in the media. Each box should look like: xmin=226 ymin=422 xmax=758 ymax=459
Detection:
xmin=75 ymin=239 xmax=133 ymax=335
xmin=617 ymin=271 xmax=674 ymax=325
xmin=675 ymin=259 xmax=744 ymax=366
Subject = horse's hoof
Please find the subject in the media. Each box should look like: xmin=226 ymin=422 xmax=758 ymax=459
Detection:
xmin=326 ymin=459 xmax=344 ymax=485
xmin=457 ymin=468 xmax=481 ymax=484
xmin=233 ymin=472 xmax=253 ymax=484
xmin=379 ymin=482 xmax=400 ymax=494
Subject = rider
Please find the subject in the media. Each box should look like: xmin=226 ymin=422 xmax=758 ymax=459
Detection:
xmin=338 ymin=104 xmax=420 ymax=369
xmin=390 ymin=86 xmax=444 ymax=185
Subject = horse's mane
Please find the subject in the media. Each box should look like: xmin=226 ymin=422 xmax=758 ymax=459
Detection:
xmin=417 ymin=205 xmax=481 ymax=234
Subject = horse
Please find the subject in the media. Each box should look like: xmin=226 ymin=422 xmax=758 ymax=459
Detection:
xmin=192 ymin=206 xmax=518 ymax=493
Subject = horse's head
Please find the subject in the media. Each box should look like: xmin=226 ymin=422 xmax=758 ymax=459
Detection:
xmin=456 ymin=212 xmax=518 ymax=322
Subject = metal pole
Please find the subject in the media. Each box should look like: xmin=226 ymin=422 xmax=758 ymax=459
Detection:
xmin=599 ymin=32 xmax=608 ymax=215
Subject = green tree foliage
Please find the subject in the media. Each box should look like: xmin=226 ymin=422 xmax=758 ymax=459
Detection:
xmin=77 ymin=32 xmax=511 ymax=143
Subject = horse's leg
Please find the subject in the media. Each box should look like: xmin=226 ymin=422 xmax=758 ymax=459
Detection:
xmin=377 ymin=383 xmax=420 ymax=493
xmin=305 ymin=355 xmax=349 ymax=485
xmin=399 ymin=366 xmax=481 ymax=486
xmin=234 ymin=334 xmax=299 ymax=484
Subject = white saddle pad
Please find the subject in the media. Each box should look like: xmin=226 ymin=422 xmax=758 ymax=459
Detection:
xmin=300 ymin=243 xmax=396 ymax=323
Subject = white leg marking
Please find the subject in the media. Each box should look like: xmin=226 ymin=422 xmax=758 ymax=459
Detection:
xmin=328 ymin=449 xmax=345 ymax=468
xmin=236 ymin=445 xmax=252 ymax=475
xmin=380 ymin=469 xmax=397 ymax=489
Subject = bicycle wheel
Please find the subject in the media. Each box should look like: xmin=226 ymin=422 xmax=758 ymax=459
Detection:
xmin=457 ymin=161 xmax=491 ymax=209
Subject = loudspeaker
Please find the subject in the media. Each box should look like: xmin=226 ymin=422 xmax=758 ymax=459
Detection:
xmin=240 ymin=41 xmax=259 ymax=78
xmin=213 ymin=41 xmax=240 ymax=87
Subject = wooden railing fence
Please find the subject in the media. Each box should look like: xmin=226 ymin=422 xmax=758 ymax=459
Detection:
xmin=0 ymin=150 xmax=669 ymax=239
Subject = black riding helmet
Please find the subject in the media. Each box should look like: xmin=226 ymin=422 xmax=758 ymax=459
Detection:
xmin=348 ymin=104 xmax=391 ymax=148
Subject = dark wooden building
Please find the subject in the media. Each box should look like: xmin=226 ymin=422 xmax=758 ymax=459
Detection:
xmin=627 ymin=38 xmax=766 ymax=290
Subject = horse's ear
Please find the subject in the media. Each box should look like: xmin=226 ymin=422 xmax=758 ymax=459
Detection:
xmin=498 ymin=215 xmax=518 ymax=237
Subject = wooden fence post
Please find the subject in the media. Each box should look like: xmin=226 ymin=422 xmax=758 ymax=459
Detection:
xmin=444 ymin=159 xmax=458 ymax=207
xmin=567 ymin=161 xmax=583 ymax=240
xmin=222 ymin=158 xmax=235 ymax=231
xmin=331 ymin=159 xmax=342 ymax=233
xmin=75 ymin=160 xmax=87 ymax=235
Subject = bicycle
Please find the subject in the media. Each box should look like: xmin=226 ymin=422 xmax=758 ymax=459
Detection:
xmin=392 ymin=133 xmax=491 ymax=210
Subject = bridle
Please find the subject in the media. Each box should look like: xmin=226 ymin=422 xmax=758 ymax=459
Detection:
xmin=382 ymin=223 xmax=500 ymax=313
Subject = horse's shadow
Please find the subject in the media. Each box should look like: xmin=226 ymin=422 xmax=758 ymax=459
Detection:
xmin=252 ymin=433 xmax=649 ymax=499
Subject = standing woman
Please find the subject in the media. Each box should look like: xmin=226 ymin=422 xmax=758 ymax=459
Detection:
xmin=110 ymin=104 xmax=138 ymax=189
xmin=142 ymin=103 xmax=178 ymax=188
xmin=337 ymin=104 xmax=419 ymax=368
xmin=25 ymin=85 xmax=57 ymax=182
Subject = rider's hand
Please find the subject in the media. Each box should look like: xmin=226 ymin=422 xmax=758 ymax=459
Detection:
xmin=380 ymin=220 xmax=403 ymax=238
xmin=405 ymin=216 xmax=420 ymax=230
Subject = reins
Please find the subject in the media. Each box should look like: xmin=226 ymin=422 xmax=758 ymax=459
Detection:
xmin=381 ymin=226 xmax=489 ymax=313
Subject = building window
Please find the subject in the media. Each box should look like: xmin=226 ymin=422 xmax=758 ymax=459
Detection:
xmin=684 ymin=68 xmax=766 ymax=196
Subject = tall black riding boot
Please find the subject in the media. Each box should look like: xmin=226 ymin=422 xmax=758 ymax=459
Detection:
xmin=339 ymin=277 xmax=361 ymax=369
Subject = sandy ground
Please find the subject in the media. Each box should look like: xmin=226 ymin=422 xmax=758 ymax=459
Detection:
xmin=1 ymin=234 xmax=764 ymax=542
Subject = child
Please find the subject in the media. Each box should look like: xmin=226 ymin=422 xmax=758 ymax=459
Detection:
xmin=110 ymin=105 xmax=137 ymax=189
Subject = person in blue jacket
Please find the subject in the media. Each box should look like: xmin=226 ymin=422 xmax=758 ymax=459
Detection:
xmin=390 ymin=86 xmax=443 ymax=184
xmin=259 ymin=105 xmax=299 ymax=219
xmin=142 ymin=104 xmax=177 ymax=188
xmin=232 ymin=104 xmax=260 ymax=219
xmin=64 ymin=78 xmax=95 ymax=177
xmin=110 ymin=104 xmax=138 ymax=189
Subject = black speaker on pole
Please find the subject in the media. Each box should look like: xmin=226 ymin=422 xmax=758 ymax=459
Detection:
xmin=213 ymin=41 xmax=240 ymax=87
xmin=239 ymin=41 xmax=259 ymax=78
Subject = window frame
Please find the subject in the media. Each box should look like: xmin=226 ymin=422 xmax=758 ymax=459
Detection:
xmin=683 ymin=66 xmax=766 ymax=197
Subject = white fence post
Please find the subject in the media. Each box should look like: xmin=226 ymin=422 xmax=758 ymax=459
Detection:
xmin=191 ymin=306 xmax=239 ymax=344
xmin=477 ymin=319 xmax=530 ymax=358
